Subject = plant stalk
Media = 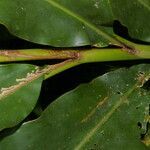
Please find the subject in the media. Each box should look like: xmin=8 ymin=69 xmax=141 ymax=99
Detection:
xmin=0 ymin=49 xmax=78 ymax=62
xmin=0 ymin=43 xmax=149 ymax=80
xmin=44 ymin=45 xmax=150 ymax=79
xmin=0 ymin=44 xmax=149 ymax=63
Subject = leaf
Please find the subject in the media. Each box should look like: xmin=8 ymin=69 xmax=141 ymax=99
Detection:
xmin=1 ymin=64 xmax=150 ymax=149
xmin=0 ymin=64 xmax=43 ymax=131
xmin=111 ymin=0 xmax=150 ymax=42
xmin=0 ymin=0 xmax=149 ymax=47
xmin=0 ymin=0 xmax=113 ymax=47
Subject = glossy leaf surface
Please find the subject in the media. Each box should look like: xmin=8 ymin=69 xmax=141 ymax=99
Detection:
xmin=0 ymin=0 xmax=149 ymax=47
xmin=0 ymin=64 xmax=43 ymax=131
xmin=111 ymin=0 xmax=150 ymax=42
xmin=1 ymin=64 xmax=150 ymax=149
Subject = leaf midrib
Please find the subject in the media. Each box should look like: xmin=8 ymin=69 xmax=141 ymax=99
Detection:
xmin=0 ymin=74 xmax=38 ymax=101
xmin=45 ymin=0 xmax=121 ymax=46
xmin=137 ymin=0 xmax=150 ymax=11
xmin=74 ymin=74 xmax=150 ymax=150
xmin=0 ymin=67 xmax=46 ymax=101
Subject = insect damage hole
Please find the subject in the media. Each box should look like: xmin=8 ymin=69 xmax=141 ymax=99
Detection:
xmin=137 ymin=122 xmax=142 ymax=129
xmin=142 ymin=79 xmax=150 ymax=91
xmin=139 ymin=104 xmax=150 ymax=146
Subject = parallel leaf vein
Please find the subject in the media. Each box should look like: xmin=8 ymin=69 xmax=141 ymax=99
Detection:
xmin=137 ymin=0 xmax=150 ymax=11
xmin=75 ymin=74 xmax=150 ymax=150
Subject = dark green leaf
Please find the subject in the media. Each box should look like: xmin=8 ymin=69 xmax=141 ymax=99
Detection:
xmin=1 ymin=64 xmax=150 ymax=149
xmin=111 ymin=0 xmax=150 ymax=42
xmin=0 ymin=64 xmax=43 ymax=131
xmin=0 ymin=0 xmax=111 ymax=47
xmin=0 ymin=0 xmax=149 ymax=47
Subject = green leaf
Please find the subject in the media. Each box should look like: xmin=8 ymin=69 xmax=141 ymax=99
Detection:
xmin=1 ymin=64 xmax=150 ymax=149
xmin=0 ymin=0 xmax=113 ymax=47
xmin=0 ymin=0 xmax=112 ymax=47
xmin=111 ymin=0 xmax=150 ymax=42
xmin=0 ymin=64 xmax=43 ymax=131
xmin=0 ymin=0 xmax=149 ymax=47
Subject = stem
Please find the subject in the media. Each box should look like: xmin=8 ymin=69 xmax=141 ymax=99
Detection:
xmin=0 ymin=42 xmax=149 ymax=80
xmin=0 ymin=49 xmax=78 ymax=62
xmin=80 ymin=47 xmax=150 ymax=63
xmin=44 ymin=46 xmax=150 ymax=79
xmin=45 ymin=59 xmax=80 ymax=79
xmin=0 ymin=44 xmax=149 ymax=63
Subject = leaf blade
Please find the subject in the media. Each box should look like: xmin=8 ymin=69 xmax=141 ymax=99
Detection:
xmin=0 ymin=0 xmax=149 ymax=46
xmin=1 ymin=64 xmax=150 ymax=149
xmin=0 ymin=64 xmax=43 ymax=131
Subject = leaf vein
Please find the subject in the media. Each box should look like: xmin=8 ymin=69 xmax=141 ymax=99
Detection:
xmin=45 ymin=0 xmax=121 ymax=46
xmin=75 ymin=74 xmax=150 ymax=150
xmin=137 ymin=0 xmax=150 ymax=11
